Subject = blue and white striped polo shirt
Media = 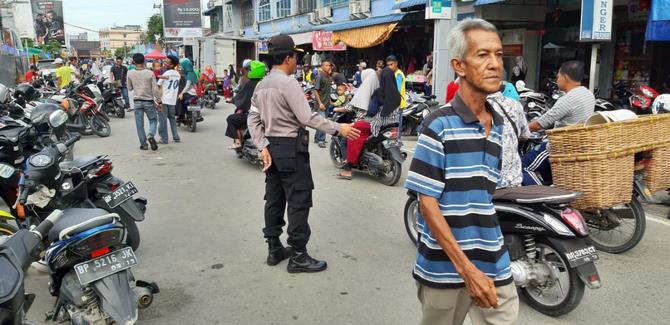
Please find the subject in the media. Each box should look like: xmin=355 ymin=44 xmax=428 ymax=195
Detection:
xmin=404 ymin=94 xmax=513 ymax=289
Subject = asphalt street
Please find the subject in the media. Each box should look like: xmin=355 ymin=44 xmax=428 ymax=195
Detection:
xmin=22 ymin=101 xmax=670 ymax=325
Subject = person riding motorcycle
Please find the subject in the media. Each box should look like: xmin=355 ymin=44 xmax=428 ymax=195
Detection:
xmin=522 ymin=60 xmax=595 ymax=185
xmin=226 ymin=60 xmax=267 ymax=149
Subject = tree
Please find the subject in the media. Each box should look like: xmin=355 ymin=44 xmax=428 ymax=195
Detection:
xmin=21 ymin=38 xmax=35 ymax=48
xmin=114 ymin=45 xmax=132 ymax=59
xmin=42 ymin=40 xmax=63 ymax=56
xmin=146 ymin=14 xmax=164 ymax=46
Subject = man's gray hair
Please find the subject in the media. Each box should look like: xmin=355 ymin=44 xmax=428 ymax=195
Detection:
xmin=447 ymin=18 xmax=498 ymax=60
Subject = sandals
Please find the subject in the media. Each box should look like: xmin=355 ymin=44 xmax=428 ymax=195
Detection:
xmin=336 ymin=173 xmax=352 ymax=180
xmin=228 ymin=143 xmax=241 ymax=150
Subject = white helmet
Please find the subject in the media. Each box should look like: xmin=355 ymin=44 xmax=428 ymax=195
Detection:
xmin=652 ymin=94 xmax=670 ymax=114
xmin=515 ymin=80 xmax=527 ymax=92
xmin=53 ymin=58 xmax=64 ymax=65
xmin=242 ymin=59 xmax=252 ymax=68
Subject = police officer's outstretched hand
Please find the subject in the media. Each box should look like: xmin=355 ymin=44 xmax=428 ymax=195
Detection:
xmin=339 ymin=124 xmax=361 ymax=140
xmin=261 ymin=147 xmax=272 ymax=172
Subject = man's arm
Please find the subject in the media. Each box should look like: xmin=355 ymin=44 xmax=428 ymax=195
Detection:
xmin=285 ymin=80 xmax=340 ymax=135
xmin=247 ymin=94 xmax=269 ymax=151
xmin=126 ymin=72 xmax=134 ymax=92
xmin=533 ymin=97 xmax=570 ymax=131
xmin=151 ymin=74 xmax=161 ymax=103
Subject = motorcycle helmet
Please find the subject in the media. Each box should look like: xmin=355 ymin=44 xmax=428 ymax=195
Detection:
xmin=652 ymin=94 xmax=670 ymax=115
xmin=0 ymin=84 xmax=9 ymax=103
xmin=247 ymin=60 xmax=267 ymax=80
xmin=13 ymin=83 xmax=40 ymax=102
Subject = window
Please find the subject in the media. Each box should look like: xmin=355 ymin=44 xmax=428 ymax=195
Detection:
xmin=298 ymin=0 xmax=315 ymax=13
xmin=321 ymin=0 xmax=347 ymax=8
xmin=277 ymin=0 xmax=291 ymax=18
xmin=242 ymin=1 xmax=254 ymax=27
xmin=224 ymin=4 xmax=233 ymax=29
xmin=258 ymin=0 xmax=271 ymax=22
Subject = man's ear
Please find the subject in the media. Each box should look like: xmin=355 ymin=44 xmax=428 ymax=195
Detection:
xmin=451 ymin=58 xmax=466 ymax=79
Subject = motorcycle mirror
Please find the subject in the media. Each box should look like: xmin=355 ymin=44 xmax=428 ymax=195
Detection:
xmin=48 ymin=110 xmax=68 ymax=128
xmin=0 ymin=163 xmax=15 ymax=179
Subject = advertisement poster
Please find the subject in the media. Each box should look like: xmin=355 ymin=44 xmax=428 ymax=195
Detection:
xmin=31 ymin=0 xmax=65 ymax=46
xmin=163 ymin=0 xmax=203 ymax=38
xmin=312 ymin=31 xmax=346 ymax=51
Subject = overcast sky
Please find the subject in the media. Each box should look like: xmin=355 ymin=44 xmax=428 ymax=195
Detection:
xmin=63 ymin=0 xmax=209 ymax=40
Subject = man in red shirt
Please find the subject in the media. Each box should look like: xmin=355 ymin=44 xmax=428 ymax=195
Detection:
xmin=25 ymin=65 xmax=38 ymax=83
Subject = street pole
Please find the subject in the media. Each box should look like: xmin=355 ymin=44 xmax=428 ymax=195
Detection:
xmin=431 ymin=5 xmax=458 ymax=104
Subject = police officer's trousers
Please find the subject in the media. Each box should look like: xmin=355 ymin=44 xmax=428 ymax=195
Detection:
xmin=263 ymin=137 xmax=314 ymax=252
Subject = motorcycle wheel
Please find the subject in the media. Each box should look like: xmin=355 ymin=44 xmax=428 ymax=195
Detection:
xmin=379 ymin=160 xmax=402 ymax=186
xmin=0 ymin=221 xmax=18 ymax=241
xmin=402 ymin=118 xmax=415 ymax=136
xmin=329 ymin=140 xmax=346 ymax=169
xmin=520 ymin=239 xmax=585 ymax=317
xmin=115 ymin=101 xmax=125 ymax=118
xmin=77 ymin=115 xmax=94 ymax=136
xmin=189 ymin=115 xmax=197 ymax=133
xmin=404 ymin=197 xmax=419 ymax=245
xmin=122 ymin=218 xmax=140 ymax=251
xmin=91 ymin=115 xmax=112 ymax=137
xmin=583 ymin=195 xmax=645 ymax=254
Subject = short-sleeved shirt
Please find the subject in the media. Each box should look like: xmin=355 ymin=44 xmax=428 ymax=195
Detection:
xmin=488 ymin=92 xmax=530 ymax=188
xmin=314 ymin=71 xmax=332 ymax=108
xmin=56 ymin=66 xmax=72 ymax=89
xmin=111 ymin=65 xmax=128 ymax=86
xmin=158 ymin=70 xmax=181 ymax=106
xmin=537 ymin=86 xmax=595 ymax=129
xmin=404 ymin=94 xmax=513 ymax=289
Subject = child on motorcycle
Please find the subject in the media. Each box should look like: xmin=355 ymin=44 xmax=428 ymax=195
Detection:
xmin=328 ymin=84 xmax=347 ymax=118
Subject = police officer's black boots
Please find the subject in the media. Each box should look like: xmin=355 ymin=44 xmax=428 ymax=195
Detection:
xmin=266 ymin=237 xmax=292 ymax=266
xmin=287 ymin=250 xmax=327 ymax=273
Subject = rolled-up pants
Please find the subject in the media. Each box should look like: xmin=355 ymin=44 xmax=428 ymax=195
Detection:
xmin=263 ymin=136 xmax=314 ymax=252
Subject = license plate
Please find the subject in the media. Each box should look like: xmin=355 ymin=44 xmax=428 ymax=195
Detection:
xmin=188 ymin=105 xmax=201 ymax=112
xmin=103 ymin=182 xmax=138 ymax=209
xmin=383 ymin=140 xmax=402 ymax=148
xmin=74 ymin=247 xmax=137 ymax=285
xmin=564 ymin=245 xmax=599 ymax=267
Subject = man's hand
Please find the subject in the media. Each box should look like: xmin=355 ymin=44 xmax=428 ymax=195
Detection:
xmin=179 ymin=94 xmax=184 ymax=101
xmin=319 ymin=103 xmax=326 ymax=111
xmin=339 ymin=124 xmax=361 ymax=140
xmin=156 ymin=102 xmax=163 ymax=112
xmin=260 ymin=147 xmax=272 ymax=172
xmin=529 ymin=120 xmax=542 ymax=133
xmin=461 ymin=264 xmax=498 ymax=309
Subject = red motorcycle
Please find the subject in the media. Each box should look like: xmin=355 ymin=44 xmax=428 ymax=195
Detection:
xmin=59 ymin=82 xmax=112 ymax=137
xmin=614 ymin=82 xmax=660 ymax=114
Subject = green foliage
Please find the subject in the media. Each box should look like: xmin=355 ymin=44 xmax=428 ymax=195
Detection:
xmin=41 ymin=40 xmax=63 ymax=56
xmin=146 ymin=14 xmax=164 ymax=46
xmin=114 ymin=45 xmax=132 ymax=58
xmin=21 ymin=38 xmax=35 ymax=48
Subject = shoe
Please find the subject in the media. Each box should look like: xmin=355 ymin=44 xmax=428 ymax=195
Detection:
xmin=174 ymin=138 xmax=181 ymax=143
xmin=266 ymin=238 xmax=292 ymax=266
xmin=140 ymin=144 xmax=148 ymax=150
xmin=287 ymin=251 xmax=327 ymax=273
xmin=318 ymin=142 xmax=327 ymax=148
xmin=160 ymin=140 xmax=169 ymax=145
xmin=148 ymin=137 xmax=158 ymax=151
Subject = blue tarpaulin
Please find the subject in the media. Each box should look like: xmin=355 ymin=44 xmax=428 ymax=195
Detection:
xmin=646 ymin=0 xmax=670 ymax=40
xmin=651 ymin=0 xmax=670 ymax=21
xmin=391 ymin=0 xmax=427 ymax=10
xmin=474 ymin=0 xmax=504 ymax=6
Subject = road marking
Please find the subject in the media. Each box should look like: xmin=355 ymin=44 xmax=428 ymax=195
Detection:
xmin=647 ymin=215 xmax=670 ymax=227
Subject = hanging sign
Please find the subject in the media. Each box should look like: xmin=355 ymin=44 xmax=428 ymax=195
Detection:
xmin=312 ymin=31 xmax=346 ymax=51
xmin=579 ymin=0 xmax=613 ymax=41
xmin=426 ymin=0 xmax=452 ymax=20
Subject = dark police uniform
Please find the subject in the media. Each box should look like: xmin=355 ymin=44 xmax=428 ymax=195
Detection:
xmin=247 ymin=36 xmax=341 ymax=271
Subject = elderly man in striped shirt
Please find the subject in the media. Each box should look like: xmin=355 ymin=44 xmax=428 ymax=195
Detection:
xmin=404 ymin=18 xmax=518 ymax=325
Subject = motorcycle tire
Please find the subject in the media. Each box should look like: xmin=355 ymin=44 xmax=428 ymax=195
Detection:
xmin=122 ymin=217 xmax=140 ymax=251
xmin=379 ymin=160 xmax=402 ymax=186
xmin=116 ymin=108 xmax=125 ymax=119
xmin=402 ymin=118 xmax=416 ymax=137
xmin=0 ymin=221 xmax=18 ymax=238
xmin=189 ymin=117 xmax=197 ymax=133
xmin=91 ymin=115 xmax=112 ymax=137
xmin=404 ymin=197 xmax=419 ymax=245
xmin=77 ymin=115 xmax=95 ymax=136
xmin=520 ymin=238 xmax=586 ymax=317
xmin=329 ymin=140 xmax=346 ymax=169
xmin=584 ymin=195 xmax=645 ymax=254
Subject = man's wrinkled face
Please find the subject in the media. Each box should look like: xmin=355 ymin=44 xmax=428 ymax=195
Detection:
xmin=453 ymin=29 xmax=503 ymax=94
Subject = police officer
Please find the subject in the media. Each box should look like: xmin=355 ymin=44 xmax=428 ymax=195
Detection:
xmin=248 ymin=35 xmax=361 ymax=273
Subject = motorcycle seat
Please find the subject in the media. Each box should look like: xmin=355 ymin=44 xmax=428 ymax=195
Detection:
xmin=59 ymin=156 xmax=100 ymax=171
xmin=48 ymin=208 xmax=119 ymax=241
xmin=493 ymin=185 xmax=581 ymax=204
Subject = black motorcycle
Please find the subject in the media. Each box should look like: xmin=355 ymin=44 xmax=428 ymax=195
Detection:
xmin=96 ymin=79 xmax=125 ymax=118
xmin=402 ymin=94 xmax=440 ymax=136
xmin=234 ymin=129 xmax=263 ymax=169
xmin=178 ymin=96 xmax=202 ymax=133
xmin=404 ymin=186 xmax=601 ymax=316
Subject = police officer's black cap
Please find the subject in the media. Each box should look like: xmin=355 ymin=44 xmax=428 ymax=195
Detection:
xmin=268 ymin=35 xmax=304 ymax=53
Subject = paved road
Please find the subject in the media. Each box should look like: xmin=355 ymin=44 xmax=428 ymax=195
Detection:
xmin=24 ymin=102 xmax=670 ymax=324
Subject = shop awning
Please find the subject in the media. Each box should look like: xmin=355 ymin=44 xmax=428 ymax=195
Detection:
xmin=203 ymin=5 xmax=222 ymax=16
xmin=646 ymin=20 xmax=670 ymax=41
xmin=323 ymin=13 xmax=405 ymax=32
xmin=391 ymin=0 xmax=426 ymax=10
xmin=474 ymin=0 xmax=505 ymax=6
xmin=332 ymin=22 xmax=399 ymax=49
xmin=290 ymin=32 xmax=313 ymax=45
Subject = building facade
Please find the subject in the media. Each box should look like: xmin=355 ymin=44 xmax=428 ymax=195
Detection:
xmin=99 ymin=25 xmax=143 ymax=54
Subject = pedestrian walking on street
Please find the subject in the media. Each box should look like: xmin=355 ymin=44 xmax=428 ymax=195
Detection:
xmin=404 ymin=18 xmax=519 ymax=325
xmin=157 ymin=55 xmax=181 ymax=143
xmin=127 ymin=53 xmax=162 ymax=151
xmin=110 ymin=56 xmax=130 ymax=111
xmin=312 ymin=59 xmax=333 ymax=148
xmin=247 ymin=35 xmax=361 ymax=273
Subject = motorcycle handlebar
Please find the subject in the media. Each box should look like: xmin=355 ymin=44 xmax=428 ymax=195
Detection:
xmin=32 ymin=209 xmax=63 ymax=239
xmin=18 ymin=184 xmax=28 ymax=204
xmin=64 ymin=134 xmax=81 ymax=147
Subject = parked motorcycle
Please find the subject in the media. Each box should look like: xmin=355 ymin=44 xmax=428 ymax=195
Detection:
xmin=613 ymin=82 xmax=661 ymax=114
xmin=329 ymin=116 xmax=406 ymax=186
xmin=404 ymin=185 xmax=601 ymax=316
xmin=402 ymin=94 xmax=440 ymax=136
xmin=54 ymin=83 xmax=111 ymax=138
xmin=96 ymin=78 xmax=126 ymax=118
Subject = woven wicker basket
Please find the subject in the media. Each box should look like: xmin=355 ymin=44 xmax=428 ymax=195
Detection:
xmin=620 ymin=114 xmax=670 ymax=149
xmin=645 ymin=144 xmax=670 ymax=193
xmin=551 ymin=151 xmax=635 ymax=210
xmin=547 ymin=122 xmax=627 ymax=156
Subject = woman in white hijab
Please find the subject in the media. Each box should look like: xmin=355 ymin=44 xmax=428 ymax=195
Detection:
xmin=334 ymin=68 xmax=379 ymax=180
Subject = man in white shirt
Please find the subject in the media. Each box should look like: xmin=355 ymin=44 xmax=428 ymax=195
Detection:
xmin=157 ymin=55 xmax=181 ymax=143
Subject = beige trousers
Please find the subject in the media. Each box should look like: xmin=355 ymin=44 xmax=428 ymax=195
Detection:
xmin=417 ymin=282 xmax=519 ymax=325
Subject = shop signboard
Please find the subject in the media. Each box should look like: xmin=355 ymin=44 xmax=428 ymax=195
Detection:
xmin=579 ymin=0 xmax=613 ymax=41
xmin=162 ymin=0 xmax=203 ymax=38
xmin=627 ymin=0 xmax=651 ymax=21
xmin=426 ymin=0 xmax=452 ymax=19
xmin=257 ymin=41 xmax=268 ymax=55
xmin=312 ymin=31 xmax=346 ymax=52
xmin=31 ymin=0 xmax=65 ymax=46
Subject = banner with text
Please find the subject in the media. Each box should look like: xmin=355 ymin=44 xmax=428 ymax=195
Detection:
xmin=580 ymin=0 xmax=613 ymax=41
xmin=31 ymin=0 xmax=65 ymax=46
xmin=163 ymin=0 xmax=203 ymax=38
xmin=312 ymin=31 xmax=346 ymax=52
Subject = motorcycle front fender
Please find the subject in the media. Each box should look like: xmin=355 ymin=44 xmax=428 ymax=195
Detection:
xmin=387 ymin=146 xmax=406 ymax=163
xmin=93 ymin=270 xmax=138 ymax=324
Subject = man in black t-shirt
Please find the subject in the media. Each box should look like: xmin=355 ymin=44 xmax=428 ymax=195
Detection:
xmin=110 ymin=56 xmax=130 ymax=110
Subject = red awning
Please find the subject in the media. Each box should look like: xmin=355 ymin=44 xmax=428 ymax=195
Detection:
xmin=145 ymin=50 xmax=167 ymax=59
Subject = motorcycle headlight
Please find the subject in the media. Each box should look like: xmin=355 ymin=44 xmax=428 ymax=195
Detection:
xmin=30 ymin=154 xmax=52 ymax=167
xmin=48 ymin=110 xmax=68 ymax=128
xmin=0 ymin=163 xmax=15 ymax=179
